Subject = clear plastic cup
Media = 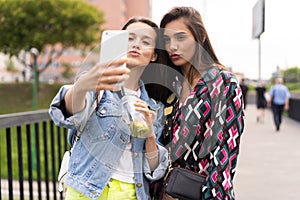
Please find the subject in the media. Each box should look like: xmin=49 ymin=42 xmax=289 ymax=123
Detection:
xmin=121 ymin=94 xmax=150 ymax=138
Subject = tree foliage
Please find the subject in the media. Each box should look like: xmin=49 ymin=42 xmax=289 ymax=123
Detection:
xmin=283 ymin=66 xmax=300 ymax=83
xmin=0 ymin=0 xmax=105 ymax=76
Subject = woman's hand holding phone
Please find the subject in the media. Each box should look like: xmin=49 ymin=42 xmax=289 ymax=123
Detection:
xmin=76 ymin=59 xmax=130 ymax=93
xmin=76 ymin=30 xmax=130 ymax=93
xmin=65 ymin=30 xmax=129 ymax=114
xmin=66 ymin=58 xmax=129 ymax=115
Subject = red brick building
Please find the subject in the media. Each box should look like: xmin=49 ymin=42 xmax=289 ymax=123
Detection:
xmin=89 ymin=0 xmax=151 ymax=29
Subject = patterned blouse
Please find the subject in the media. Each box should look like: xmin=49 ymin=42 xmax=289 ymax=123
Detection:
xmin=156 ymin=66 xmax=245 ymax=199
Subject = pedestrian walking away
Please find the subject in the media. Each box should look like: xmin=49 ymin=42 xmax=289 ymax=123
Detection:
xmin=255 ymin=81 xmax=267 ymax=123
xmin=268 ymin=77 xmax=290 ymax=131
xmin=240 ymin=78 xmax=249 ymax=109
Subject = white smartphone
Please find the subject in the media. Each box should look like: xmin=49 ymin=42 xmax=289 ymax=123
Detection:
xmin=99 ymin=30 xmax=129 ymax=68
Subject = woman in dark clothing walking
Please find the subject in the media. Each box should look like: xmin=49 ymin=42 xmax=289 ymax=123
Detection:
xmin=255 ymin=82 xmax=267 ymax=123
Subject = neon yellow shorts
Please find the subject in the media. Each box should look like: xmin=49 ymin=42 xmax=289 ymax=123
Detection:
xmin=65 ymin=178 xmax=137 ymax=200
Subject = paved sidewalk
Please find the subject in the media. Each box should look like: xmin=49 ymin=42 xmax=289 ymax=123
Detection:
xmin=1 ymin=179 xmax=58 ymax=200
xmin=234 ymin=104 xmax=300 ymax=200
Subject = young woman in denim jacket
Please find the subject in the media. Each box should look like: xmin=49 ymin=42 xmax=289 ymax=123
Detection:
xmin=49 ymin=17 xmax=168 ymax=200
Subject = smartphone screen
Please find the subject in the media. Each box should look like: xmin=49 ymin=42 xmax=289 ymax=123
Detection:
xmin=99 ymin=30 xmax=129 ymax=68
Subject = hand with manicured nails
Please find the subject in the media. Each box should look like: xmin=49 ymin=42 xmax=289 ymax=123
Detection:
xmin=65 ymin=58 xmax=130 ymax=114
xmin=76 ymin=58 xmax=130 ymax=92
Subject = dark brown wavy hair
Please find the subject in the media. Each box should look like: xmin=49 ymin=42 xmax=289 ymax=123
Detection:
xmin=160 ymin=6 xmax=225 ymax=84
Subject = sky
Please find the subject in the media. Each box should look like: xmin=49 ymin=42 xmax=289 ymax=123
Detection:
xmin=151 ymin=0 xmax=300 ymax=80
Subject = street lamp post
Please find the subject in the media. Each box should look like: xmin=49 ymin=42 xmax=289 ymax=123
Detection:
xmin=30 ymin=48 xmax=39 ymax=110
xmin=29 ymin=48 xmax=39 ymax=170
xmin=258 ymin=36 xmax=261 ymax=82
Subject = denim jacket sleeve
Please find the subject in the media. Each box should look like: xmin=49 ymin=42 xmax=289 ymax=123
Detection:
xmin=144 ymin=101 xmax=169 ymax=181
xmin=144 ymin=144 xmax=168 ymax=181
xmin=48 ymin=85 xmax=96 ymax=132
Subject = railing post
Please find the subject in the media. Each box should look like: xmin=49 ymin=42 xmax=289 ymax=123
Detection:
xmin=6 ymin=128 xmax=13 ymax=200
xmin=17 ymin=126 xmax=25 ymax=200
xmin=26 ymin=124 xmax=34 ymax=200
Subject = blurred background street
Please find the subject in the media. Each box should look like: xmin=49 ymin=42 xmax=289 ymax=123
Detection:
xmin=234 ymin=104 xmax=300 ymax=200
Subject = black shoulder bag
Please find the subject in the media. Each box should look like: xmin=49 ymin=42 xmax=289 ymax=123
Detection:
xmin=162 ymin=149 xmax=206 ymax=200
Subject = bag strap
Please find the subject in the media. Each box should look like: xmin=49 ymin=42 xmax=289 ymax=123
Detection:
xmin=74 ymin=90 xmax=104 ymax=140
xmin=164 ymin=147 xmax=174 ymax=181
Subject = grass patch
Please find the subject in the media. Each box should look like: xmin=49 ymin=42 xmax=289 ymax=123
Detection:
xmin=0 ymin=83 xmax=63 ymax=114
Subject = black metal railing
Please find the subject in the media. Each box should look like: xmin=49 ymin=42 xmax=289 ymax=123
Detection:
xmin=289 ymin=98 xmax=300 ymax=122
xmin=0 ymin=110 xmax=69 ymax=200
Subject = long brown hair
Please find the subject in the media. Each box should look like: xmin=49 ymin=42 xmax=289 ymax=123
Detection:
xmin=160 ymin=6 xmax=225 ymax=84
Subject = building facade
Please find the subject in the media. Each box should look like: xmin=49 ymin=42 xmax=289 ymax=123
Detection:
xmin=88 ymin=0 xmax=151 ymax=29
xmin=0 ymin=0 xmax=151 ymax=83
xmin=44 ymin=0 xmax=152 ymax=83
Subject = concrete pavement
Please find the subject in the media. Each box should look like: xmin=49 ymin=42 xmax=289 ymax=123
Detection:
xmin=234 ymin=104 xmax=300 ymax=200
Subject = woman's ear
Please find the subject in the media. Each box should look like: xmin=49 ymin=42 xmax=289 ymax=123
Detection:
xmin=151 ymin=53 xmax=158 ymax=62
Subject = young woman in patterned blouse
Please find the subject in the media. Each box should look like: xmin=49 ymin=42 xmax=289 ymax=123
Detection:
xmin=151 ymin=6 xmax=245 ymax=200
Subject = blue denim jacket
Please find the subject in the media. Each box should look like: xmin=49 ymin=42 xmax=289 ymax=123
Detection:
xmin=49 ymin=84 xmax=168 ymax=200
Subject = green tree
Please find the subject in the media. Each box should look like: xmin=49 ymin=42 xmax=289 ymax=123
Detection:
xmin=6 ymin=57 xmax=17 ymax=72
xmin=0 ymin=0 xmax=105 ymax=80
xmin=283 ymin=66 xmax=300 ymax=83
